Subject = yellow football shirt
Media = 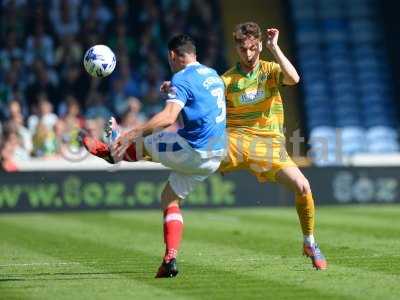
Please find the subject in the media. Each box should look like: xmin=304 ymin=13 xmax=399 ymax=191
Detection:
xmin=221 ymin=60 xmax=285 ymax=138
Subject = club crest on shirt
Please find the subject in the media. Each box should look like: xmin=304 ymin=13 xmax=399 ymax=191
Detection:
xmin=196 ymin=67 xmax=213 ymax=75
xmin=203 ymin=76 xmax=223 ymax=90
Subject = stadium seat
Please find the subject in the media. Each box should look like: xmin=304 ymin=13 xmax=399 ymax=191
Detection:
xmin=340 ymin=126 xmax=367 ymax=155
xmin=309 ymin=126 xmax=341 ymax=165
xmin=345 ymin=0 xmax=377 ymax=18
xmin=308 ymin=119 xmax=334 ymax=130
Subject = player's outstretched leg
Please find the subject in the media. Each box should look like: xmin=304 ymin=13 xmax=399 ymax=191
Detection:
xmin=81 ymin=135 xmax=115 ymax=163
xmin=155 ymin=183 xmax=183 ymax=278
xmin=276 ymin=167 xmax=327 ymax=270
xmin=81 ymin=117 xmax=138 ymax=164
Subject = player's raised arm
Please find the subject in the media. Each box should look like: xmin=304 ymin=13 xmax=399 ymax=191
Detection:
xmin=265 ymin=28 xmax=300 ymax=85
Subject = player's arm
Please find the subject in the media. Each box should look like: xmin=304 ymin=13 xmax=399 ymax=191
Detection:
xmin=113 ymin=78 xmax=188 ymax=157
xmin=136 ymin=102 xmax=182 ymax=136
xmin=112 ymin=101 xmax=182 ymax=157
xmin=265 ymin=28 xmax=300 ymax=85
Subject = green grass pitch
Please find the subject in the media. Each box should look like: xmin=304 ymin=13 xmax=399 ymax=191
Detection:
xmin=1 ymin=205 xmax=399 ymax=299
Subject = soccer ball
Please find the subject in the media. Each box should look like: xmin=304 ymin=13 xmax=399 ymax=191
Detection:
xmin=83 ymin=45 xmax=116 ymax=78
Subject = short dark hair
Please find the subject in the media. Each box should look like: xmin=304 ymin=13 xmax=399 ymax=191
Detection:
xmin=167 ymin=34 xmax=196 ymax=56
xmin=233 ymin=22 xmax=262 ymax=43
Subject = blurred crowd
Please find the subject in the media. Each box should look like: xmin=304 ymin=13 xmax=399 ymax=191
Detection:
xmin=0 ymin=0 xmax=227 ymax=171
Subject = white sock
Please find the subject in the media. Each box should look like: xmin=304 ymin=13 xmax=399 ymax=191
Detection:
xmin=304 ymin=235 xmax=315 ymax=246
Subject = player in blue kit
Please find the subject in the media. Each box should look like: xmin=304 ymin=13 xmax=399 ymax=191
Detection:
xmin=82 ymin=34 xmax=226 ymax=278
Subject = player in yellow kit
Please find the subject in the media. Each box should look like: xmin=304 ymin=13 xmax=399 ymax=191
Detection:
xmin=219 ymin=22 xmax=327 ymax=270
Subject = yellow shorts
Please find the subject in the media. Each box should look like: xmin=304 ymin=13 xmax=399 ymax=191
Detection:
xmin=219 ymin=129 xmax=297 ymax=182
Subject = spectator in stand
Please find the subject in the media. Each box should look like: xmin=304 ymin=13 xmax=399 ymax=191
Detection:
xmin=147 ymin=50 xmax=167 ymax=79
xmin=29 ymin=95 xmax=58 ymax=158
xmin=25 ymin=23 xmax=54 ymax=67
xmin=109 ymin=78 xmax=129 ymax=116
xmin=31 ymin=121 xmax=57 ymax=157
xmin=140 ymin=66 xmax=164 ymax=116
xmin=0 ymin=58 xmax=29 ymax=121
xmin=202 ymin=33 xmax=223 ymax=71
xmin=9 ymin=56 xmax=28 ymax=90
xmin=0 ymin=141 xmax=18 ymax=172
xmin=2 ymin=123 xmax=30 ymax=161
xmin=57 ymin=64 xmax=89 ymax=112
xmin=54 ymin=34 xmax=83 ymax=70
xmin=120 ymin=110 xmax=140 ymax=133
xmin=53 ymin=119 xmax=69 ymax=157
xmin=82 ymin=0 xmax=113 ymax=35
xmin=6 ymin=100 xmax=32 ymax=154
xmin=112 ymin=0 xmax=132 ymax=27
xmin=162 ymin=1 xmax=187 ymax=37
xmin=25 ymin=1 xmax=52 ymax=35
xmin=0 ymin=30 xmax=24 ymax=73
xmin=50 ymin=0 xmax=80 ymax=39
xmin=28 ymin=94 xmax=58 ymax=135
xmin=0 ymin=69 xmax=20 ymax=117
xmin=126 ymin=96 xmax=146 ymax=123
xmin=26 ymin=60 xmax=58 ymax=109
xmin=63 ymin=96 xmax=85 ymax=129
xmin=85 ymin=117 xmax=105 ymax=141
xmin=85 ymin=91 xmax=111 ymax=120
xmin=119 ymin=97 xmax=146 ymax=131
xmin=59 ymin=96 xmax=85 ymax=155
xmin=186 ymin=0 xmax=213 ymax=44
xmin=109 ymin=64 xmax=141 ymax=116
xmin=108 ymin=22 xmax=136 ymax=57
xmin=0 ymin=0 xmax=27 ymax=39
xmin=142 ymin=85 xmax=163 ymax=117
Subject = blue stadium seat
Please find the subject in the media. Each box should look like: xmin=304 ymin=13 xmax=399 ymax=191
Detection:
xmin=309 ymin=126 xmax=341 ymax=165
xmin=331 ymin=82 xmax=356 ymax=96
xmin=345 ymin=0 xmax=377 ymax=18
xmin=336 ymin=115 xmax=362 ymax=128
xmin=307 ymin=114 xmax=335 ymax=130
xmin=366 ymin=126 xmax=400 ymax=153
xmin=340 ymin=126 xmax=367 ymax=155
xmin=325 ymin=44 xmax=350 ymax=58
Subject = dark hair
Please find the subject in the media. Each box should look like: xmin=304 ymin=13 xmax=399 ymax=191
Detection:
xmin=167 ymin=34 xmax=196 ymax=56
xmin=233 ymin=22 xmax=262 ymax=43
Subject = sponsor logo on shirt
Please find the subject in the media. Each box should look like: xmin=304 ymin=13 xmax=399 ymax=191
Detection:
xmin=239 ymin=89 xmax=265 ymax=104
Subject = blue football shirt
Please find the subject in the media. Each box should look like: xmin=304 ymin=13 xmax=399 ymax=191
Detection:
xmin=166 ymin=62 xmax=226 ymax=158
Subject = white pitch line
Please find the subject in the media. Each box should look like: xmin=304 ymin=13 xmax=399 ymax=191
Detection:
xmin=0 ymin=262 xmax=83 ymax=267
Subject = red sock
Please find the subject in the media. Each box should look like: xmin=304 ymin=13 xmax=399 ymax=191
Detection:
xmin=163 ymin=205 xmax=183 ymax=262
xmin=123 ymin=144 xmax=137 ymax=161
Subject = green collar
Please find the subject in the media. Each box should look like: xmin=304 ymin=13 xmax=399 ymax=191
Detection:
xmin=236 ymin=62 xmax=260 ymax=79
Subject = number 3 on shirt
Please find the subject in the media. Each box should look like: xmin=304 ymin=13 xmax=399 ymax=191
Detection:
xmin=211 ymin=87 xmax=226 ymax=123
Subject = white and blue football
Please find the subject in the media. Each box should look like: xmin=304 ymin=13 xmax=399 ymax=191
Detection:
xmin=83 ymin=45 xmax=116 ymax=78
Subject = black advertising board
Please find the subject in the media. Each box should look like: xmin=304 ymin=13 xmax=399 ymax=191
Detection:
xmin=0 ymin=167 xmax=399 ymax=212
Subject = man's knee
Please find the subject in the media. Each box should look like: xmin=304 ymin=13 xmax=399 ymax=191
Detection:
xmin=294 ymin=177 xmax=311 ymax=195
xmin=161 ymin=183 xmax=181 ymax=210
